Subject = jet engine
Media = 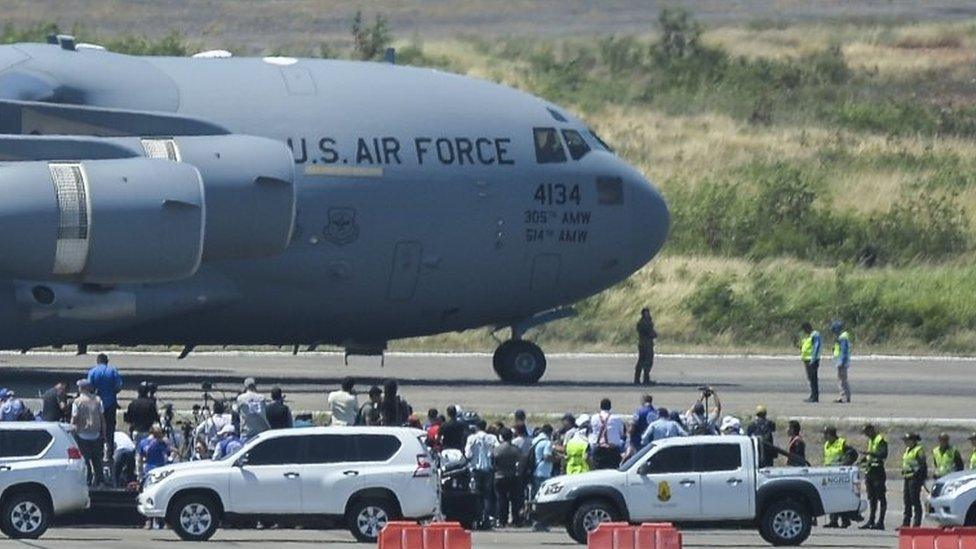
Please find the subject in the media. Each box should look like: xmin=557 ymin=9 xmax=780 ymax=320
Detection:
xmin=0 ymin=158 xmax=204 ymax=283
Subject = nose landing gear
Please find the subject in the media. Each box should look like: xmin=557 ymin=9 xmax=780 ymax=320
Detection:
xmin=493 ymin=339 xmax=546 ymax=384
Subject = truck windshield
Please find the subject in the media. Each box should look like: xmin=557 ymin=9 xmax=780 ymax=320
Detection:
xmin=618 ymin=442 xmax=655 ymax=471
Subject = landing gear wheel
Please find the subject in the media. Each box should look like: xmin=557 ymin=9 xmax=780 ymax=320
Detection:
xmin=494 ymin=340 xmax=546 ymax=384
xmin=759 ymin=499 xmax=812 ymax=546
xmin=0 ymin=491 xmax=49 ymax=539
xmin=568 ymin=500 xmax=619 ymax=544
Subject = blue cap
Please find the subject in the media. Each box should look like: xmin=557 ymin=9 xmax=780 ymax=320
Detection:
xmin=830 ymin=320 xmax=843 ymax=334
xmin=0 ymin=388 xmax=10 ymax=399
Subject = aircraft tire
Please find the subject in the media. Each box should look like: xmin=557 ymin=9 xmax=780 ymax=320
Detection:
xmin=492 ymin=340 xmax=519 ymax=376
xmin=495 ymin=340 xmax=546 ymax=384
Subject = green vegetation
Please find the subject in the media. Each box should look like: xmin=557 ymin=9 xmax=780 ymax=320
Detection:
xmin=4 ymin=9 xmax=976 ymax=353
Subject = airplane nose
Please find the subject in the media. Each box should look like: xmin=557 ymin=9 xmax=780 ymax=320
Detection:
xmin=629 ymin=176 xmax=670 ymax=268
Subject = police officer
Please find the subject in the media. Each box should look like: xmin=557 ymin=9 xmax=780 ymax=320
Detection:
xmin=800 ymin=322 xmax=822 ymax=403
xmin=933 ymin=432 xmax=964 ymax=480
xmin=859 ymin=424 xmax=887 ymax=530
xmin=634 ymin=308 xmax=657 ymax=386
xmin=901 ymin=433 xmax=927 ymax=527
xmin=831 ymin=321 xmax=852 ymax=403
xmin=822 ymin=426 xmax=857 ymax=528
xmin=969 ymin=433 xmax=976 ymax=470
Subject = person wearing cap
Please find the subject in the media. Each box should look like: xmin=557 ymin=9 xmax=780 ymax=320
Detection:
xmin=356 ymin=385 xmax=383 ymax=426
xmin=266 ymin=386 xmax=293 ymax=430
xmin=71 ymin=379 xmax=106 ymax=486
xmin=822 ymin=426 xmax=858 ymax=527
xmin=565 ymin=416 xmax=591 ymax=475
xmin=640 ymin=407 xmax=687 ymax=447
xmin=195 ymin=400 xmax=232 ymax=455
xmin=0 ymin=388 xmax=31 ymax=421
xmin=212 ymin=424 xmax=243 ymax=460
xmin=235 ymin=377 xmax=270 ymax=440
xmin=747 ymin=405 xmax=777 ymax=467
xmin=933 ymin=432 xmax=964 ymax=481
xmin=831 ymin=321 xmax=852 ymax=403
xmin=720 ymin=416 xmax=742 ymax=435
xmin=328 ymin=377 xmax=358 ymax=426
xmin=859 ymin=424 xmax=888 ymax=530
xmin=87 ymin=353 xmax=123 ymax=458
xmin=685 ymin=388 xmax=722 ymax=435
xmin=969 ymin=433 xmax=976 ymax=470
xmin=901 ymin=432 xmax=927 ymax=527
xmin=800 ymin=322 xmax=822 ymax=403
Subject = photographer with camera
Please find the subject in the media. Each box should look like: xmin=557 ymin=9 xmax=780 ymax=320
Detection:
xmin=685 ymin=386 xmax=722 ymax=436
xmin=125 ymin=382 xmax=160 ymax=444
xmin=195 ymin=399 xmax=233 ymax=455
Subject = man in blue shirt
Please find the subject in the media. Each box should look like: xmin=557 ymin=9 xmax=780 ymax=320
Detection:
xmin=529 ymin=424 xmax=554 ymax=531
xmin=630 ymin=394 xmax=655 ymax=450
xmin=641 ymin=408 xmax=687 ymax=447
xmin=88 ymin=353 xmax=123 ymax=459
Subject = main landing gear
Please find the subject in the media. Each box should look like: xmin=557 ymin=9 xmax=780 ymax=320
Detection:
xmin=493 ymin=339 xmax=547 ymax=384
xmin=491 ymin=307 xmax=575 ymax=384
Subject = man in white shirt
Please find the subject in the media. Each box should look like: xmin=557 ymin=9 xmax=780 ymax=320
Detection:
xmin=194 ymin=400 xmax=233 ymax=454
xmin=465 ymin=419 xmax=497 ymax=529
xmin=589 ymin=398 xmax=625 ymax=470
xmin=328 ymin=377 xmax=359 ymax=426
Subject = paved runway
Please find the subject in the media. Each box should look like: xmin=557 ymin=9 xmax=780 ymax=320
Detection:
xmin=1 ymin=351 xmax=974 ymax=422
xmin=0 ymin=525 xmax=895 ymax=548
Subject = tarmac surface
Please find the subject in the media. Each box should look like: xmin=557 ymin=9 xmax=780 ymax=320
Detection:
xmin=1 ymin=350 xmax=974 ymax=422
xmin=0 ymin=351 xmax=960 ymax=547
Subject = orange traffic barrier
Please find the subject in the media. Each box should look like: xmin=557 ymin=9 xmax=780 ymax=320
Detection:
xmin=378 ymin=521 xmax=471 ymax=549
xmin=588 ymin=522 xmax=683 ymax=549
xmin=898 ymin=527 xmax=976 ymax=549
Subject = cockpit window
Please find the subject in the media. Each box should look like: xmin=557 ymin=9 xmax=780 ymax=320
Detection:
xmin=561 ymin=130 xmax=591 ymax=160
xmin=588 ymin=128 xmax=615 ymax=153
xmin=534 ymin=127 xmax=567 ymax=163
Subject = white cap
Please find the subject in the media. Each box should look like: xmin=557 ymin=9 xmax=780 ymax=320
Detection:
xmin=575 ymin=414 xmax=590 ymax=428
xmin=720 ymin=416 xmax=741 ymax=433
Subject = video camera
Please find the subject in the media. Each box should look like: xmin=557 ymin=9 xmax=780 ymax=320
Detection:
xmin=698 ymin=385 xmax=713 ymax=398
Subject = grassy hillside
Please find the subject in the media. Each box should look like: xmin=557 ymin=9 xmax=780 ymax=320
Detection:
xmin=5 ymin=11 xmax=976 ymax=354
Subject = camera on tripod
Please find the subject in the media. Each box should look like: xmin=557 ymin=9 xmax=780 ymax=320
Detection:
xmin=698 ymin=385 xmax=713 ymax=398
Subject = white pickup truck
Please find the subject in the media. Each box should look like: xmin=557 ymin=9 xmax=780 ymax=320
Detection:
xmin=534 ymin=435 xmax=864 ymax=546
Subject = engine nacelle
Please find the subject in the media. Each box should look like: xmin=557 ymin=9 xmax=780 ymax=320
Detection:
xmin=142 ymin=135 xmax=296 ymax=261
xmin=0 ymin=158 xmax=204 ymax=283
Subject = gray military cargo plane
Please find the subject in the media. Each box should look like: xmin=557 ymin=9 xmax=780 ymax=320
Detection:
xmin=0 ymin=37 xmax=668 ymax=383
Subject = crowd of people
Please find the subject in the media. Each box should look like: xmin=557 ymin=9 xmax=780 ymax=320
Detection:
xmin=3 ymin=352 xmax=976 ymax=533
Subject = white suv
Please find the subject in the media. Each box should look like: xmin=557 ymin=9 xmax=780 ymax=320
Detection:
xmin=138 ymin=426 xmax=438 ymax=542
xmin=928 ymin=470 xmax=976 ymax=526
xmin=0 ymin=422 xmax=90 ymax=539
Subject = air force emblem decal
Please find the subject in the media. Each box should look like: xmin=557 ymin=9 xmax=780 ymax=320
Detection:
xmin=323 ymin=207 xmax=360 ymax=246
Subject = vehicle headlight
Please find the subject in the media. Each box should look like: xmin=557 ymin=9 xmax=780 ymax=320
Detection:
xmin=145 ymin=469 xmax=175 ymax=487
xmin=942 ymin=479 xmax=973 ymax=497
xmin=542 ymin=482 xmax=564 ymax=496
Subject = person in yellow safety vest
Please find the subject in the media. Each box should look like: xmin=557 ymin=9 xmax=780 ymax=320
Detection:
xmin=831 ymin=321 xmax=852 ymax=403
xmin=969 ymin=433 xmax=976 ymax=470
xmin=822 ymin=426 xmax=858 ymax=528
xmin=901 ymin=432 xmax=927 ymax=528
xmin=564 ymin=417 xmax=591 ymax=475
xmin=800 ymin=322 xmax=822 ymax=403
xmin=933 ymin=432 xmax=964 ymax=480
xmin=858 ymin=424 xmax=887 ymax=530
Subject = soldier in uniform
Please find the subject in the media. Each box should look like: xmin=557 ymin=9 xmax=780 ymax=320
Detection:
xmin=859 ymin=424 xmax=887 ymax=530
xmin=634 ymin=308 xmax=657 ymax=386
xmin=901 ymin=433 xmax=927 ymax=527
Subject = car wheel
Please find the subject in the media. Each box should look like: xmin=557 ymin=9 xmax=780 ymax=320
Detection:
xmin=495 ymin=340 xmax=546 ymax=384
xmin=347 ymin=497 xmax=398 ymax=543
xmin=569 ymin=500 xmax=619 ymax=544
xmin=168 ymin=494 xmax=219 ymax=541
xmin=759 ymin=499 xmax=812 ymax=546
xmin=965 ymin=504 xmax=976 ymax=527
xmin=0 ymin=491 xmax=49 ymax=539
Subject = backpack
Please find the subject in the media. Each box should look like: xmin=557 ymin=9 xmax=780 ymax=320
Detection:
xmin=520 ymin=439 xmax=543 ymax=481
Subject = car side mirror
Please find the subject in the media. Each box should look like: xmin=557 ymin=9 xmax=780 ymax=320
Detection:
xmin=637 ymin=462 xmax=650 ymax=475
xmin=235 ymin=454 xmax=249 ymax=467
